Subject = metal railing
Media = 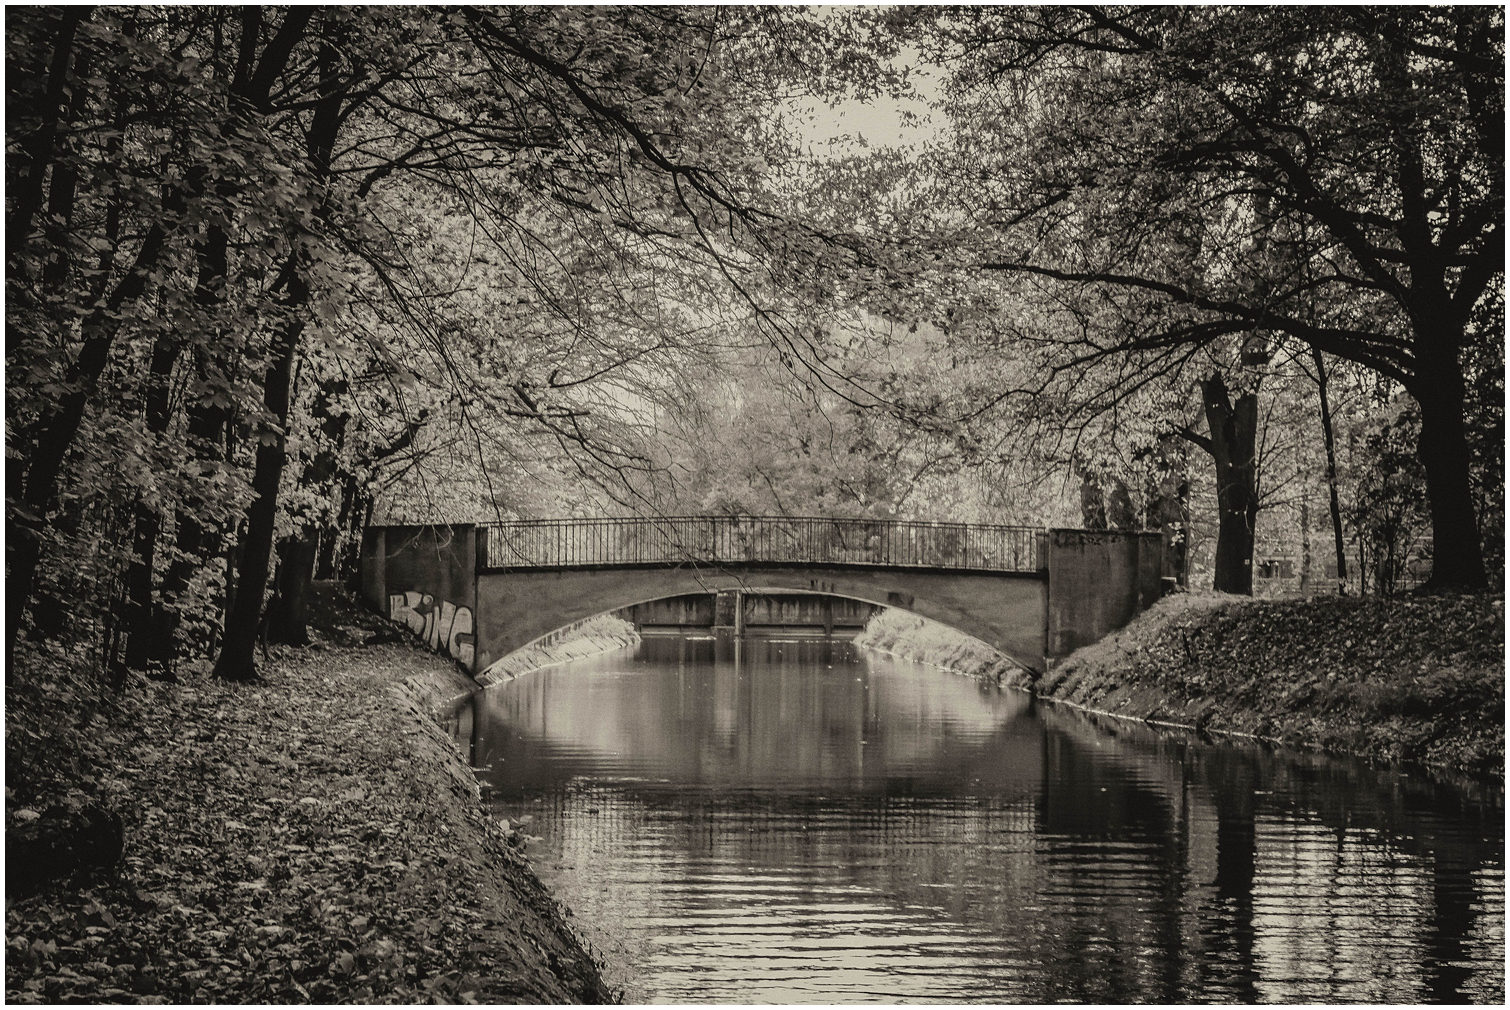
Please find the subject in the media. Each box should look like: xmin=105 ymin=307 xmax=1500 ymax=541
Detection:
xmin=480 ymin=516 xmax=1047 ymax=573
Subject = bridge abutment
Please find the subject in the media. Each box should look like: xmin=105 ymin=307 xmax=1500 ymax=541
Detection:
xmin=1046 ymin=529 xmax=1165 ymax=659
xmin=358 ymin=518 xmax=1166 ymax=681
xmin=713 ymin=589 xmax=744 ymax=634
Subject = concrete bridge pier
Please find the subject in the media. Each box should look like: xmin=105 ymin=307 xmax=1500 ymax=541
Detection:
xmin=713 ymin=590 xmax=744 ymax=634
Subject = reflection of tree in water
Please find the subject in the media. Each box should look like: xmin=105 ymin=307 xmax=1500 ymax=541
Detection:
xmin=461 ymin=645 xmax=1503 ymax=1003
xmin=1195 ymin=752 xmax=1259 ymax=1002
xmin=1027 ymin=728 xmax=1198 ymax=1002
xmin=1428 ymin=845 xmax=1478 ymax=1002
xmin=1045 ymin=706 xmax=1502 ymax=1002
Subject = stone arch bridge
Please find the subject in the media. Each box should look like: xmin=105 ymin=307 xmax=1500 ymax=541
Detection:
xmin=360 ymin=516 xmax=1165 ymax=679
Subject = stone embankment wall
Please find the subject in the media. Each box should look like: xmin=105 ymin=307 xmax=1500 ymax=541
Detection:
xmin=474 ymin=613 xmax=640 ymax=687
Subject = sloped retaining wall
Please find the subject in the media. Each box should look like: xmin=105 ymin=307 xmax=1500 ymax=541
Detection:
xmin=474 ymin=614 xmax=640 ymax=687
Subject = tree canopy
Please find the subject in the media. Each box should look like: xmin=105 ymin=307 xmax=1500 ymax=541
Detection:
xmin=6 ymin=6 xmax=1502 ymax=685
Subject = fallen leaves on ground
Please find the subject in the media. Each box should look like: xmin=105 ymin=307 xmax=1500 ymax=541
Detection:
xmin=1043 ymin=591 xmax=1504 ymax=776
xmin=6 ymin=601 xmax=610 ymax=1004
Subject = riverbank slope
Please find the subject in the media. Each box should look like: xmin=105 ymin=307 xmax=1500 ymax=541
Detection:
xmin=6 ymin=592 xmax=613 ymax=1003
xmin=858 ymin=592 xmax=1504 ymax=777
xmin=477 ymin=613 xmax=639 ymax=687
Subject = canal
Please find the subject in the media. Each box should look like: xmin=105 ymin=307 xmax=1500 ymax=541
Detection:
xmin=449 ymin=635 xmax=1504 ymax=1004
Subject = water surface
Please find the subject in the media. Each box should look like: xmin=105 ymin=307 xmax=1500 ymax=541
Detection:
xmin=452 ymin=636 xmax=1504 ymax=1003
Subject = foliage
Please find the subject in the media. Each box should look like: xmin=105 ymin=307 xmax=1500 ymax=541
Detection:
xmin=1345 ymin=403 xmax=1431 ymax=595
xmin=5 ymin=6 xmax=897 ymax=676
xmin=837 ymin=5 xmax=1505 ymax=589
xmin=6 ymin=5 xmax=1501 ymax=682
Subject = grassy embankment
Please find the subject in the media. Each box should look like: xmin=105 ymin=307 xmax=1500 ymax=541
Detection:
xmin=857 ymin=592 xmax=1504 ymax=777
xmin=6 ymin=588 xmax=620 ymax=1004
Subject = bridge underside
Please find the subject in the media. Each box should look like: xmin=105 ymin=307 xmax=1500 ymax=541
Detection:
xmin=473 ymin=564 xmax=1049 ymax=678
xmin=621 ymin=592 xmax=878 ymax=633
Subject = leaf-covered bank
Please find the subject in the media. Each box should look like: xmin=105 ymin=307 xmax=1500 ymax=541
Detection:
xmin=6 ymin=606 xmax=612 ymax=1002
xmin=858 ymin=594 xmax=1504 ymax=778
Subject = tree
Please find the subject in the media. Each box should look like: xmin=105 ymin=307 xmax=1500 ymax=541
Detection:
xmin=1297 ymin=347 xmax=1350 ymax=592
xmin=7 ymin=7 xmax=896 ymax=680
xmin=6 ymin=7 xmax=315 ymax=671
xmin=899 ymin=5 xmax=1502 ymax=589
xmin=1348 ymin=403 xmax=1432 ymax=595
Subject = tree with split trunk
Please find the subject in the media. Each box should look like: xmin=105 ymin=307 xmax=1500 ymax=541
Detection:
xmin=887 ymin=5 xmax=1502 ymax=590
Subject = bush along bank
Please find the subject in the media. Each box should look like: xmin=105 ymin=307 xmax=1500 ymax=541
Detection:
xmin=857 ymin=593 xmax=1504 ymax=778
xmin=6 ymin=595 xmax=613 ymax=1003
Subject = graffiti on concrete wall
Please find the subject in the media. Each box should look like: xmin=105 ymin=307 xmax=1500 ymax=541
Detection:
xmin=389 ymin=590 xmax=475 ymax=667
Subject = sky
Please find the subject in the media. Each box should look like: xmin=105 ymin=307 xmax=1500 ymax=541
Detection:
xmin=791 ymin=46 xmax=943 ymax=154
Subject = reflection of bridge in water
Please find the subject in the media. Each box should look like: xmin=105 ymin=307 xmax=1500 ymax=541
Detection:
xmin=360 ymin=515 xmax=1165 ymax=678
xmin=445 ymin=635 xmax=1505 ymax=1003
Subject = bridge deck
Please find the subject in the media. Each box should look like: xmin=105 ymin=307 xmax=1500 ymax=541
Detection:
xmin=480 ymin=516 xmax=1047 ymax=574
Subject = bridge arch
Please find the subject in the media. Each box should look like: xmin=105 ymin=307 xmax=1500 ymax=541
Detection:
xmin=471 ymin=564 xmax=1050 ymax=678
xmin=359 ymin=518 xmax=1164 ymax=683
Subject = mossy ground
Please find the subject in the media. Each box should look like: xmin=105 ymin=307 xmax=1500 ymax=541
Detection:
xmin=6 ymin=587 xmax=612 ymax=1004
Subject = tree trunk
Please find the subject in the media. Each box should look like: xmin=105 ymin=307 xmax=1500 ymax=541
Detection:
xmin=6 ymin=8 xmax=89 ymax=256
xmin=1311 ymin=348 xmax=1349 ymax=593
xmin=343 ymin=495 xmax=375 ymax=592
xmin=211 ymin=313 xmax=304 ymax=681
xmin=265 ymin=533 xmax=317 ymax=646
xmin=121 ymin=506 xmax=167 ymax=673
xmin=1202 ymin=375 xmax=1260 ymax=595
xmin=1299 ymin=496 xmax=1311 ymax=595
xmin=148 ymin=183 xmax=230 ymax=668
xmin=1162 ymin=449 xmax=1195 ymax=589
xmin=1141 ymin=439 xmax=1190 ymax=586
xmin=1078 ymin=467 xmax=1108 ymax=529
xmin=212 ymin=31 xmax=339 ymax=680
xmin=121 ymin=328 xmax=186 ymax=673
xmin=1105 ymin=478 xmax=1137 ymax=530
xmin=267 ymin=376 xmax=348 ymax=643
xmin=1412 ymin=364 xmax=1487 ymax=591
xmin=7 ymin=218 xmax=171 ymax=667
